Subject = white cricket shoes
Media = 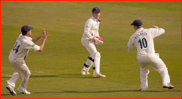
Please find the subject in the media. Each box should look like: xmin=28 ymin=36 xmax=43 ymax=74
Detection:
xmin=163 ymin=83 xmax=174 ymax=89
xmin=17 ymin=88 xmax=31 ymax=94
xmin=6 ymin=85 xmax=17 ymax=96
xmin=92 ymin=71 xmax=106 ymax=78
xmin=81 ymin=68 xmax=90 ymax=75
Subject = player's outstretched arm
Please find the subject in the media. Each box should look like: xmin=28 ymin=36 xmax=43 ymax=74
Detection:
xmin=151 ymin=25 xmax=165 ymax=38
xmin=39 ymin=32 xmax=49 ymax=52
xmin=153 ymin=25 xmax=158 ymax=29
xmin=32 ymin=29 xmax=46 ymax=43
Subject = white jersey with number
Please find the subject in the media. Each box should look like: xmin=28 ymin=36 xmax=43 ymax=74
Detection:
xmin=9 ymin=34 xmax=40 ymax=61
xmin=127 ymin=28 xmax=165 ymax=56
xmin=82 ymin=16 xmax=100 ymax=40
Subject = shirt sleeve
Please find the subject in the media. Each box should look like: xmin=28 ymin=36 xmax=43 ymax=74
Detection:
xmin=127 ymin=35 xmax=135 ymax=52
xmin=96 ymin=31 xmax=100 ymax=37
xmin=150 ymin=28 xmax=165 ymax=38
xmin=96 ymin=22 xmax=100 ymax=37
xmin=24 ymin=40 xmax=40 ymax=51
xmin=83 ymin=19 xmax=93 ymax=39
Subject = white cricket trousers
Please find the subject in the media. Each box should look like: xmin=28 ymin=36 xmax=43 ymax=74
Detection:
xmin=81 ymin=37 xmax=101 ymax=73
xmin=137 ymin=53 xmax=170 ymax=90
xmin=7 ymin=56 xmax=31 ymax=91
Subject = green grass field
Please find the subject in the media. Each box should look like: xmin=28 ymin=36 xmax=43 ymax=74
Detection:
xmin=1 ymin=1 xmax=181 ymax=98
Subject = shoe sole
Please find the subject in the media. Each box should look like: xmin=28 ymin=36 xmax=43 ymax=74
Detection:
xmin=6 ymin=86 xmax=16 ymax=96
xmin=163 ymin=86 xmax=174 ymax=89
xmin=168 ymin=87 xmax=174 ymax=89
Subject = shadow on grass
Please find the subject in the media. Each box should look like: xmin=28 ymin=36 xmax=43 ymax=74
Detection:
xmin=33 ymin=89 xmax=181 ymax=94
xmin=2 ymin=90 xmax=180 ymax=97
xmin=1 ymin=74 xmax=92 ymax=79
xmin=59 ymin=74 xmax=93 ymax=78
xmin=1 ymin=75 xmax=59 ymax=78
xmin=1 ymin=94 xmax=12 ymax=97
xmin=1 ymin=93 xmax=26 ymax=97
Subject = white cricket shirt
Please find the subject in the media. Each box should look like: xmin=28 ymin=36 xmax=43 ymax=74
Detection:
xmin=127 ymin=28 xmax=165 ymax=56
xmin=82 ymin=16 xmax=100 ymax=40
xmin=9 ymin=34 xmax=40 ymax=60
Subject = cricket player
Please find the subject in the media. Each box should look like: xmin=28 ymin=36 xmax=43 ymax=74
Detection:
xmin=6 ymin=25 xmax=49 ymax=95
xmin=127 ymin=19 xmax=174 ymax=91
xmin=81 ymin=7 xmax=106 ymax=77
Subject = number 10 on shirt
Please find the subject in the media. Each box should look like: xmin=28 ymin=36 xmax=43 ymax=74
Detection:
xmin=138 ymin=38 xmax=147 ymax=49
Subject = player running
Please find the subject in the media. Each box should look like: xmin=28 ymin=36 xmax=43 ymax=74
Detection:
xmin=81 ymin=7 xmax=106 ymax=78
xmin=127 ymin=19 xmax=174 ymax=91
xmin=6 ymin=25 xmax=49 ymax=95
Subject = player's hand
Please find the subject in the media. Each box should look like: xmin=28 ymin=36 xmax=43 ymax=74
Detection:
xmin=98 ymin=19 xmax=101 ymax=22
xmin=41 ymin=29 xmax=46 ymax=37
xmin=93 ymin=36 xmax=103 ymax=45
xmin=43 ymin=32 xmax=49 ymax=39
xmin=153 ymin=25 xmax=158 ymax=29
xmin=95 ymin=39 xmax=103 ymax=45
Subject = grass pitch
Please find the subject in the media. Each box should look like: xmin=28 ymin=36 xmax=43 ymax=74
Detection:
xmin=1 ymin=1 xmax=181 ymax=98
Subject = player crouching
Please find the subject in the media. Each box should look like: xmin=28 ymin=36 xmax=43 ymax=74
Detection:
xmin=6 ymin=25 xmax=49 ymax=95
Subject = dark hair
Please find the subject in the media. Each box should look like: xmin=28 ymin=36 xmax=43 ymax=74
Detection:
xmin=22 ymin=31 xmax=27 ymax=35
xmin=136 ymin=25 xmax=143 ymax=28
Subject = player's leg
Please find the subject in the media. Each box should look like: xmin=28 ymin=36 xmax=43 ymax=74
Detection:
xmin=86 ymin=57 xmax=93 ymax=73
xmin=150 ymin=54 xmax=174 ymax=89
xmin=6 ymin=71 xmax=19 ymax=96
xmin=7 ymin=72 xmax=20 ymax=88
xmin=6 ymin=58 xmax=20 ymax=95
xmin=81 ymin=56 xmax=94 ymax=75
xmin=81 ymin=38 xmax=95 ymax=75
xmin=81 ymin=39 xmax=97 ymax=75
xmin=92 ymin=51 xmax=106 ymax=78
xmin=85 ymin=42 xmax=97 ymax=73
xmin=14 ymin=62 xmax=31 ymax=94
xmin=93 ymin=52 xmax=100 ymax=73
xmin=86 ymin=44 xmax=105 ymax=77
xmin=139 ymin=62 xmax=149 ymax=91
xmin=7 ymin=57 xmax=20 ymax=88
xmin=82 ymin=40 xmax=105 ymax=77
xmin=92 ymin=52 xmax=105 ymax=78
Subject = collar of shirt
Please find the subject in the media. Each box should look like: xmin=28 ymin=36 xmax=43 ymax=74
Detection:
xmin=91 ymin=16 xmax=97 ymax=21
xmin=21 ymin=34 xmax=32 ymax=41
xmin=135 ymin=28 xmax=144 ymax=32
